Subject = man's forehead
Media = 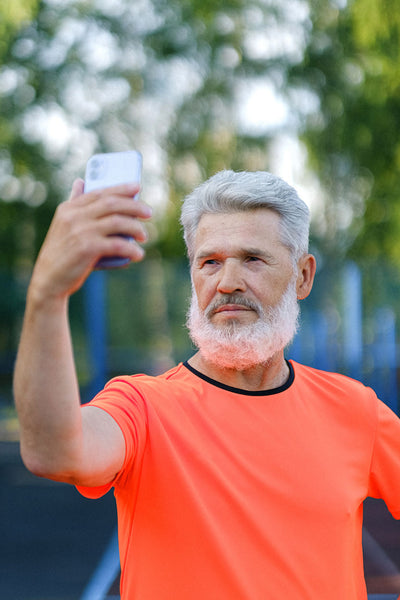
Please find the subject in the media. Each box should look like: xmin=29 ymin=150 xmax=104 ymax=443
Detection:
xmin=193 ymin=210 xmax=289 ymax=262
xmin=197 ymin=208 xmax=281 ymax=231
xmin=195 ymin=209 xmax=282 ymax=240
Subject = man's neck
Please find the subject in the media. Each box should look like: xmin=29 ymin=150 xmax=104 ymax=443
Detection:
xmin=187 ymin=351 xmax=290 ymax=392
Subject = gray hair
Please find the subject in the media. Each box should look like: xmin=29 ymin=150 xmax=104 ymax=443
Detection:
xmin=180 ymin=170 xmax=310 ymax=263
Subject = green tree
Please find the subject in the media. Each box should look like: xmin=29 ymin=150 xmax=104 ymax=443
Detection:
xmin=0 ymin=0 xmax=39 ymax=53
xmin=0 ymin=0 xmax=310 ymax=268
xmin=290 ymin=0 xmax=400 ymax=264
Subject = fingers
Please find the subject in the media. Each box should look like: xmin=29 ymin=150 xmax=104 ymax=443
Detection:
xmin=68 ymin=178 xmax=85 ymax=201
xmin=98 ymin=235 xmax=147 ymax=264
xmin=66 ymin=179 xmax=152 ymax=227
xmin=30 ymin=180 xmax=152 ymax=301
xmin=76 ymin=182 xmax=141 ymax=206
xmin=60 ymin=180 xmax=152 ymax=265
xmin=68 ymin=182 xmax=150 ymax=219
xmin=98 ymin=214 xmax=149 ymax=243
xmin=90 ymin=199 xmax=152 ymax=223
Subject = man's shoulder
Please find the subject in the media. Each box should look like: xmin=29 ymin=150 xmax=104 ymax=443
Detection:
xmin=103 ymin=362 xmax=197 ymax=397
xmin=290 ymin=360 xmax=376 ymax=400
xmin=289 ymin=361 xmax=380 ymax=430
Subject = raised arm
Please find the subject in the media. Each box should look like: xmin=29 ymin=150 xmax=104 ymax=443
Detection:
xmin=13 ymin=179 xmax=152 ymax=486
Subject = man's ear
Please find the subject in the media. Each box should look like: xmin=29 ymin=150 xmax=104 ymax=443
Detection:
xmin=296 ymin=254 xmax=317 ymax=300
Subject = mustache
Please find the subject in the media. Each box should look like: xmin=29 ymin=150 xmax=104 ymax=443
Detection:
xmin=205 ymin=294 xmax=263 ymax=318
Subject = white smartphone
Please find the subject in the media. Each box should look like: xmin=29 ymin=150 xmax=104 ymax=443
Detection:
xmin=84 ymin=150 xmax=142 ymax=269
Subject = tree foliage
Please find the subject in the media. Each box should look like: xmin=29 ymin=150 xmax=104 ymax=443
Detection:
xmin=290 ymin=0 xmax=400 ymax=263
xmin=0 ymin=0 xmax=309 ymax=269
xmin=4 ymin=0 xmax=399 ymax=271
xmin=0 ymin=0 xmax=40 ymax=51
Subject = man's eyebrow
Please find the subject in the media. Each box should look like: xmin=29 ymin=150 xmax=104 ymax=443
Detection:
xmin=241 ymin=247 xmax=275 ymax=259
xmin=195 ymin=247 xmax=277 ymax=261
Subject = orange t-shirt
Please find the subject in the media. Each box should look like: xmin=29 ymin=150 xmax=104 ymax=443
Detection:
xmin=78 ymin=360 xmax=400 ymax=599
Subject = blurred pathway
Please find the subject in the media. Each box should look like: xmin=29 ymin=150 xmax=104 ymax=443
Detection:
xmin=0 ymin=440 xmax=116 ymax=600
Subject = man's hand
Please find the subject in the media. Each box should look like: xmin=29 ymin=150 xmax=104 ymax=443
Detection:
xmin=30 ymin=179 xmax=152 ymax=303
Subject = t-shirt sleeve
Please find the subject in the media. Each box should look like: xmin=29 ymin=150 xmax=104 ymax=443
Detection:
xmin=76 ymin=376 xmax=148 ymax=499
xmin=368 ymin=399 xmax=400 ymax=518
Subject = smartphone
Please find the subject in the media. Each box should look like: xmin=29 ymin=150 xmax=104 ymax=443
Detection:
xmin=84 ymin=150 xmax=142 ymax=269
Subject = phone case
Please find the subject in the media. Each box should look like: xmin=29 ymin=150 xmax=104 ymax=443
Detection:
xmin=84 ymin=151 xmax=142 ymax=269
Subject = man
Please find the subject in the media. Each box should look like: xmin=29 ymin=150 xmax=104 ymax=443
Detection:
xmin=14 ymin=170 xmax=400 ymax=599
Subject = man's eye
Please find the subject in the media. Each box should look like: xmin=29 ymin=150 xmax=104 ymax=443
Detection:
xmin=203 ymin=259 xmax=217 ymax=265
xmin=246 ymin=256 xmax=261 ymax=262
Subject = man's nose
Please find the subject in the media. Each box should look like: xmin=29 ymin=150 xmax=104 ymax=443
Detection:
xmin=217 ymin=260 xmax=247 ymax=294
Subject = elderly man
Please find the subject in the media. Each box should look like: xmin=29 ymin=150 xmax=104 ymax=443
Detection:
xmin=14 ymin=170 xmax=400 ymax=599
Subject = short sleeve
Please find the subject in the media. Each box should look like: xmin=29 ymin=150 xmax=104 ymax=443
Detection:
xmin=76 ymin=376 xmax=148 ymax=499
xmin=368 ymin=399 xmax=400 ymax=518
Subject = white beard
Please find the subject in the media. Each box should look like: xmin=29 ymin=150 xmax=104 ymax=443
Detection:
xmin=186 ymin=278 xmax=299 ymax=370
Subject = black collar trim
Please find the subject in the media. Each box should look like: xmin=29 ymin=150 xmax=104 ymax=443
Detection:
xmin=182 ymin=360 xmax=294 ymax=396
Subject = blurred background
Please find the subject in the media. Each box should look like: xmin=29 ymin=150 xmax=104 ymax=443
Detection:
xmin=2 ymin=0 xmax=400 ymax=598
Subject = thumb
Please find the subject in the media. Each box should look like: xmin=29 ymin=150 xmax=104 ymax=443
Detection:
xmin=68 ymin=178 xmax=85 ymax=202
